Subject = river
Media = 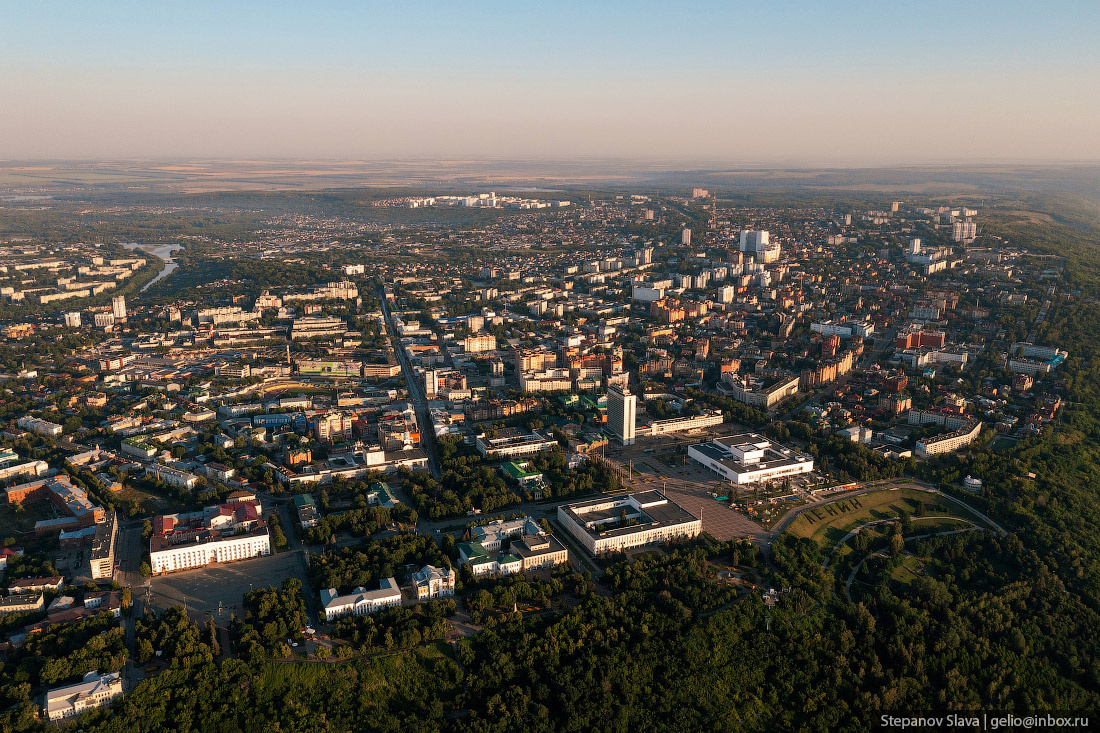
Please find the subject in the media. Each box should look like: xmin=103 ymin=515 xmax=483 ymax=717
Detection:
xmin=122 ymin=242 xmax=182 ymax=292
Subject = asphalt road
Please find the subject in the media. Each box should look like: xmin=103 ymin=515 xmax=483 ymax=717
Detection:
xmin=379 ymin=287 xmax=442 ymax=480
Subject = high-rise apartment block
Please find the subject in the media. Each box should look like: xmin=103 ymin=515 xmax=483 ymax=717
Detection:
xmin=110 ymin=296 xmax=127 ymax=322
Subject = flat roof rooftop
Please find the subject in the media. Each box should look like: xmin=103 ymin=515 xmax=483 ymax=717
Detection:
xmin=691 ymin=434 xmax=812 ymax=473
xmin=561 ymin=492 xmax=698 ymax=540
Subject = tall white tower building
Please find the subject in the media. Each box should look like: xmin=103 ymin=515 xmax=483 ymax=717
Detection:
xmin=739 ymin=230 xmax=780 ymax=263
xmin=952 ymin=220 xmax=977 ymax=242
xmin=739 ymin=230 xmax=769 ymax=251
xmin=607 ymin=386 xmax=637 ymax=446
xmin=681 ymin=228 xmax=692 ymax=246
xmin=111 ymin=296 xmax=127 ymax=322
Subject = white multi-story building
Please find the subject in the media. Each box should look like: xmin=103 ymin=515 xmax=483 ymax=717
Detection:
xmin=717 ymin=373 xmax=800 ymax=409
xmin=952 ymin=220 xmax=977 ymax=242
xmin=911 ymin=305 xmax=942 ymax=321
xmin=110 ymin=296 xmax=127 ymax=322
xmin=518 ymin=368 xmax=572 ymax=392
xmin=839 ymin=426 xmax=874 ymax=443
xmin=412 ymin=565 xmax=456 ymax=600
xmin=321 ymin=578 xmax=402 ymax=620
xmin=915 ymin=421 xmax=982 ymax=457
xmin=558 ymin=491 xmax=701 ymax=556
xmin=149 ymin=501 xmax=270 ymax=574
xmin=463 ymin=334 xmax=497 ymax=353
xmin=607 ymin=386 xmax=637 ymax=446
xmin=471 ymin=517 xmax=539 ymax=551
xmin=810 ymin=320 xmax=875 ymax=338
xmin=458 ymin=518 xmax=569 ymax=576
xmin=640 ymin=411 xmax=724 ymax=437
xmin=44 ymin=671 xmax=123 ymax=721
xmin=632 ymin=285 xmax=666 ymax=302
xmin=64 ymin=311 xmax=82 ymax=328
xmin=144 ymin=464 xmax=200 ymax=490
xmin=150 ymin=528 xmax=270 ymax=574
xmin=688 ymin=433 xmax=814 ymax=484
xmin=475 ymin=428 xmax=558 ymax=459
xmin=739 ymin=230 xmax=781 ymax=263
xmin=1006 ymin=343 xmax=1068 ymax=376
xmin=907 ymin=409 xmax=973 ymax=430
xmin=16 ymin=416 xmax=63 ymax=436
xmin=0 ymin=458 xmax=48 ymax=483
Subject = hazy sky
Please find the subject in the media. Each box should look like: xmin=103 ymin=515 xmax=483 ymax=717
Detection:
xmin=2 ymin=1 xmax=1099 ymax=163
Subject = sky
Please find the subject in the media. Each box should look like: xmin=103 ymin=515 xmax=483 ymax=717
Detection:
xmin=2 ymin=0 xmax=1099 ymax=164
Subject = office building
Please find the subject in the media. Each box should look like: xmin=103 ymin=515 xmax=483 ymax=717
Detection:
xmin=458 ymin=517 xmax=568 ymax=576
xmin=44 ymin=671 xmax=123 ymax=721
xmin=320 ymin=578 xmax=402 ymax=621
xmin=717 ymin=373 xmax=800 ymax=409
xmin=64 ymin=311 xmax=81 ymax=328
xmin=606 ymin=386 xmax=637 ymax=445
xmin=16 ymin=416 xmax=63 ymax=436
xmin=688 ymin=433 xmax=814 ymax=484
xmin=149 ymin=500 xmax=270 ymax=574
xmin=475 ymin=428 xmax=558 ymax=459
xmin=424 ymin=369 xmax=439 ymax=398
xmin=87 ymin=511 xmax=119 ymax=580
xmin=558 ymin=491 xmax=701 ymax=556
xmin=292 ymin=493 xmax=321 ymax=529
xmin=639 ymin=411 xmax=724 ymax=436
xmin=0 ymin=593 xmax=45 ymax=615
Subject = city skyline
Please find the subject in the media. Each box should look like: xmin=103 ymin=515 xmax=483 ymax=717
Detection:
xmin=3 ymin=1 xmax=1099 ymax=163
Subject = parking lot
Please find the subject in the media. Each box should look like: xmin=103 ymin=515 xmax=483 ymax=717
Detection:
xmin=599 ymin=432 xmax=830 ymax=543
xmin=147 ymin=550 xmax=312 ymax=624
xmin=602 ymin=446 xmax=767 ymax=541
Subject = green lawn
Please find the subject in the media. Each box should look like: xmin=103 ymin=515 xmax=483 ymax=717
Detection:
xmin=114 ymin=486 xmax=170 ymax=514
xmin=786 ymin=487 xmax=980 ymax=547
xmin=908 ymin=516 xmax=974 ymax=535
xmin=890 ymin=555 xmax=925 ymax=586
